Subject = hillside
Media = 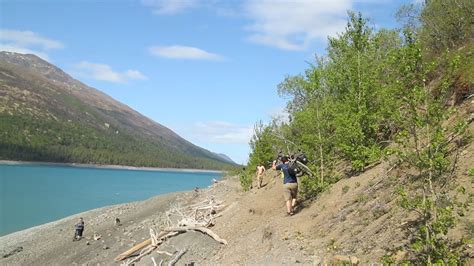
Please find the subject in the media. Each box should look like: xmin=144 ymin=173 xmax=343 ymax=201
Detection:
xmin=241 ymin=2 xmax=473 ymax=263
xmin=0 ymin=119 xmax=471 ymax=264
xmin=0 ymin=52 xmax=234 ymax=169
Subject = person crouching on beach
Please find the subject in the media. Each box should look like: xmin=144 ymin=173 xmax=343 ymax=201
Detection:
xmin=272 ymin=156 xmax=298 ymax=216
xmin=74 ymin=217 xmax=85 ymax=241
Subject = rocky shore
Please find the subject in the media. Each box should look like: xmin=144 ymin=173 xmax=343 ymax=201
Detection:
xmin=0 ymin=175 xmax=237 ymax=266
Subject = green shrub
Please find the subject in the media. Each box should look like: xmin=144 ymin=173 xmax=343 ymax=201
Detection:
xmin=342 ymin=185 xmax=350 ymax=194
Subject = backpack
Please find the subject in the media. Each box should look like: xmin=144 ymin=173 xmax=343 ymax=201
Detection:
xmin=296 ymin=153 xmax=308 ymax=165
xmin=287 ymin=161 xmax=299 ymax=176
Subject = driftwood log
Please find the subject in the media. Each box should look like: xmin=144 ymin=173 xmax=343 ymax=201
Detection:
xmin=164 ymin=226 xmax=228 ymax=245
xmin=114 ymin=239 xmax=151 ymax=261
xmin=114 ymin=231 xmax=176 ymax=262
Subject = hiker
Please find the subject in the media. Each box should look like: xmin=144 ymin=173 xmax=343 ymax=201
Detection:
xmin=256 ymin=163 xmax=266 ymax=189
xmin=272 ymin=156 xmax=298 ymax=216
xmin=74 ymin=217 xmax=85 ymax=241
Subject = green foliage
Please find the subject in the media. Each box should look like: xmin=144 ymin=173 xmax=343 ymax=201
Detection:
xmin=380 ymin=253 xmax=396 ymax=264
xmin=419 ymin=0 xmax=474 ymax=54
xmin=342 ymin=185 xmax=350 ymax=194
xmin=468 ymin=167 xmax=474 ymax=177
xmin=355 ymin=193 xmax=369 ymax=205
xmin=391 ymin=27 xmax=468 ymax=263
xmin=248 ymin=121 xmax=276 ymax=171
xmin=397 ymin=188 xmax=462 ymax=263
xmin=239 ymin=169 xmax=253 ymax=191
xmin=467 ymin=220 xmax=474 ymax=237
xmin=256 ymin=12 xmax=405 ymax=195
xmin=298 ymin=175 xmax=329 ymax=200
xmin=245 ymin=8 xmax=472 ymax=262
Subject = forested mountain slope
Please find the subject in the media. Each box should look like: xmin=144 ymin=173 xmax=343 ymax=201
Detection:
xmin=0 ymin=52 xmax=235 ymax=169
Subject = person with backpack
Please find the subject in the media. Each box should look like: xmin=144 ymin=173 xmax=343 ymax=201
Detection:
xmin=272 ymin=156 xmax=298 ymax=216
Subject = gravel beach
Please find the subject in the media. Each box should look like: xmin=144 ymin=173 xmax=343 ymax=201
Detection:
xmin=0 ymin=176 xmax=236 ymax=265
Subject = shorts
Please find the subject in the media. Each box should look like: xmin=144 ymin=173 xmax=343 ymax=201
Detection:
xmin=283 ymin=182 xmax=298 ymax=201
xmin=75 ymin=229 xmax=83 ymax=237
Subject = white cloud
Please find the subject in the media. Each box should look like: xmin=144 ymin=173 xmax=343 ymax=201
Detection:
xmin=0 ymin=29 xmax=64 ymax=50
xmin=244 ymin=0 xmax=351 ymax=50
xmin=124 ymin=69 xmax=148 ymax=80
xmin=149 ymin=45 xmax=224 ymax=60
xmin=141 ymin=0 xmax=199 ymax=15
xmin=73 ymin=61 xmax=148 ymax=83
xmin=192 ymin=121 xmax=253 ymax=144
xmin=0 ymin=29 xmax=64 ymax=60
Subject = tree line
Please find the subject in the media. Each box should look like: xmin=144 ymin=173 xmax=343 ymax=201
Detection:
xmin=0 ymin=113 xmax=233 ymax=170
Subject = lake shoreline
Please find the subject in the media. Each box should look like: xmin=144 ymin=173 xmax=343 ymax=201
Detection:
xmin=0 ymin=160 xmax=225 ymax=174
xmin=0 ymin=175 xmax=239 ymax=265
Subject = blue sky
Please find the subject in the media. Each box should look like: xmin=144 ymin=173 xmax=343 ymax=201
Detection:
xmin=1 ymin=0 xmax=414 ymax=164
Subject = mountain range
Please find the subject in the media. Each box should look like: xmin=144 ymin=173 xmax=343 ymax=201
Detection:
xmin=0 ymin=51 xmax=236 ymax=169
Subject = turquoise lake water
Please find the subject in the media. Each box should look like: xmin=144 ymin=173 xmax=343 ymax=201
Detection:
xmin=0 ymin=163 xmax=222 ymax=236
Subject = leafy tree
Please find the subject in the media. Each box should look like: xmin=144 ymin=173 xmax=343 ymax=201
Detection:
xmin=393 ymin=29 xmax=468 ymax=264
xmin=420 ymin=0 xmax=474 ymax=53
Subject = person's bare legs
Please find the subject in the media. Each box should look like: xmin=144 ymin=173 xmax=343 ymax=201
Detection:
xmin=286 ymin=200 xmax=292 ymax=214
xmin=291 ymin=198 xmax=297 ymax=208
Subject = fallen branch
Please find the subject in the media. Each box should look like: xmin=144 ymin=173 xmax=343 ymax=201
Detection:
xmin=115 ymin=239 xmax=151 ymax=261
xmin=156 ymin=250 xmax=175 ymax=256
xmin=168 ymin=248 xmax=187 ymax=266
xmin=115 ymin=231 xmax=178 ymax=262
xmin=164 ymin=226 xmax=228 ymax=245
xmin=150 ymin=228 xmax=159 ymax=246
xmin=127 ymin=245 xmax=156 ymax=265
